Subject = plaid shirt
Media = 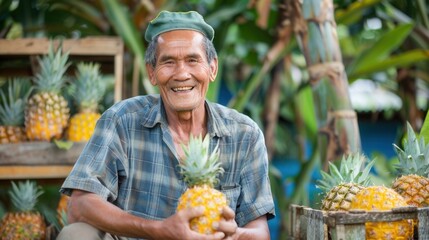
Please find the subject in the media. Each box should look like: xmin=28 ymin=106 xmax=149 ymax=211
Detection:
xmin=61 ymin=94 xmax=275 ymax=229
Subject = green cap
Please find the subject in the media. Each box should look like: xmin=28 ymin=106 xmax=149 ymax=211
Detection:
xmin=145 ymin=11 xmax=214 ymax=42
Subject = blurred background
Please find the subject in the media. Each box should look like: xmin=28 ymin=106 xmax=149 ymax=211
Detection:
xmin=0 ymin=0 xmax=428 ymax=239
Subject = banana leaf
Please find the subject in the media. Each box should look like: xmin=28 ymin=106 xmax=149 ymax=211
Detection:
xmin=101 ymin=0 xmax=156 ymax=94
xmin=421 ymin=111 xmax=429 ymax=145
xmin=348 ymin=49 xmax=429 ymax=79
xmin=347 ymin=23 xmax=414 ymax=77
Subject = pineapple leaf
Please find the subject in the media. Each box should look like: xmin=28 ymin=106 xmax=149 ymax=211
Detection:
xmin=394 ymin=122 xmax=429 ymax=176
xmin=9 ymin=180 xmax=43 ymax=212
xmin=53 ymin=139 xmax=74 ymax=150
xmin=316 ymin=153 xmax=373 ymax=194
xmin=179 ymin=134 xmax=224 ymax=187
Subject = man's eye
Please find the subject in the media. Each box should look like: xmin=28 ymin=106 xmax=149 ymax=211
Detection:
xmin=188 ymin=59 xmax=198 ymax=63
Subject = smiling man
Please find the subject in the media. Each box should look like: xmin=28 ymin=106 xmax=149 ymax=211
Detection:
xmin=57 ymin=11 xmax=275 ymax=240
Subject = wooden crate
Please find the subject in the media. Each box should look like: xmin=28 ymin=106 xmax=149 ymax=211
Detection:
xmin=289 ymin=204 xmax=429 ymax=240
xmin=0 ymin=37 xmax=124 ymax=179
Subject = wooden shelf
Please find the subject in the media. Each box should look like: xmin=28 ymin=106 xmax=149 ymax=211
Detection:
xmin=0 ymin=37 xmax=124 ymax=180
xmin=0 ymin=166 xmax=74 ymax=180
xmin=0 ymin=141 xmax=86 ymax=179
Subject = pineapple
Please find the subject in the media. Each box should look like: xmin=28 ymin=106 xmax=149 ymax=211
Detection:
xmin=0 ymin=78 xmax=32 ymax=143
xmin=25 ymin=42 xmax=70 ymax=141
xmin=316 ymin=153 xmax=374 ymax=211
xmin=66 ymin=62 xmax=106 ymax=142
xmin=349 ymin=186 xmax=414 ymax=240
xmin=176 ymin=134 xmax=227 ymax=234
xmin=56 ymin=194 xmax=69 ymax=227
xmin=392 ymin=122 xmax=429 ymax=207
xmin=0 ymin=180 xmax=46 ymax=240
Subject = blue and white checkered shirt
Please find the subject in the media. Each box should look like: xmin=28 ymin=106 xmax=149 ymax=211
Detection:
xmin=61 ymin=94 xmax=275 ymax=228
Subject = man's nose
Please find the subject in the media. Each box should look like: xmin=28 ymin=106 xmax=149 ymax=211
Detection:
xmin=174 ymin=61 xmax=191 ymax=80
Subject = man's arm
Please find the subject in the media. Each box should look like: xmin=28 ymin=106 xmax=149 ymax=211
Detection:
xmin=235 ymin=216 xmax=270 ymax=240
xmin=217 ymin=207 xmax=270 ymax=240
xmin=68 ymin=189 xmax=226 ymax=240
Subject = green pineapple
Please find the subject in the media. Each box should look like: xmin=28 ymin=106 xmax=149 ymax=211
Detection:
xmin=176 ymin=134 xmax=227 ymax=234
xmin=0 ymin=78 xmax=33 ymax=143
xmin=316 ymin=153 xmax=374 ymax=211
xmin=0 ymin=180 xmax=46 ymax=240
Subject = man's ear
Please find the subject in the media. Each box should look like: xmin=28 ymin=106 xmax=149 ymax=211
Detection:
xmin=146 ymin=63 xmax=157 ymax=86
xmin=209 ymin=58 xmax=218 ymax=82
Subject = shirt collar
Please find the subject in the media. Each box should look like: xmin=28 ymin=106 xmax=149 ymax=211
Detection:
xmin=141 ymin=95 xmax=230 ymax=137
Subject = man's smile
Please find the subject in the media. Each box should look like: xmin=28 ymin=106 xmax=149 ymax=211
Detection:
xmin=172 ymin=86 xmax=194 ymax=92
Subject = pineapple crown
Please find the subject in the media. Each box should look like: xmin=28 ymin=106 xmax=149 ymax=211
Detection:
xmin=69 ymin=62 xmax=106 ymax=111
xmin=316 ymin=153 xmax=374 ymax=194
xmin=34 ymin=42 xmax=70 ymax=93
xmin=179 ymin=134 xmax=224 ymax=188
xmin=9 ymin=180 xmax=44 ymax=212
xmin=393 ymin=122 xmax=429 ymax=176
xmin=0 ymin=78 xmax=33 ymax=126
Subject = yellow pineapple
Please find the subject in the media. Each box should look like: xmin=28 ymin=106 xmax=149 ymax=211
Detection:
xmin=0 ymin=78 xmax=32 ymax=143
xmin=349 ymin=185 xmax=414 ymax=240
xmin=392 ymin=122 xmax=429 ymax=207
xmin=25 ymin=42 xmax=70 ymax=141
xmin=56 ymin=194 xmax=69 ymax=227
xmin=316 ymin=153 xmax=374 ymax=211
xmin=176 ymin=134 xmax=227 ymax=234
xmin=0 ymin=180 xmax=46 ymax=240
xmin=66 ymin=62 xmax=106 ymax=141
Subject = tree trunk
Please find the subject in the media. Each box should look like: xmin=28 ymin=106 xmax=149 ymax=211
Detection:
xmin=289 ymin=0 xmax=361 ymax=166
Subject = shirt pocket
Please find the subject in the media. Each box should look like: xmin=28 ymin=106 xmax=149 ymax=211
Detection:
xmin=220 ymin=184 xmax=241 ymax=211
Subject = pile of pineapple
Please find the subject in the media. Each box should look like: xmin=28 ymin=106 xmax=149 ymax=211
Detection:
xmin=0 ymin=42 xmax=107 ymax=144
xmin=316 ymin=122 xmax=429 ymax=239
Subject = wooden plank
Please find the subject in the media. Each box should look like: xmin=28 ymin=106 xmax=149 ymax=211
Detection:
xmin=0 ymin=37 xmax=123 ymax=55
xmin=326 ymin=207 xmax=417 ymax=226
xmin=331 ymin=224 xmax=365 ymax=240
xmin=0 ymin=165 xmax=73 ymax=179
xmin=0 ymin=141 xmax=85 ymax=165
xmin=418 ymin=207 xmax=429 ymax=240
xmin=289 ymin=204 xmax=304 ymax=239
xmin=304 ymin=207 xmax=325 ymax=240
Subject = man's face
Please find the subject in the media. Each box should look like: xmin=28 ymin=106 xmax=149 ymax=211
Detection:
xmin=147 ymin=30 xmax=217 ymax=113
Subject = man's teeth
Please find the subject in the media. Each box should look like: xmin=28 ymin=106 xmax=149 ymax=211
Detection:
xmin=173 ymin=86 xmax=193 ymax=92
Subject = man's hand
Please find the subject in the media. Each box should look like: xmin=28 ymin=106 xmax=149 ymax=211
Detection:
xmin=156 ymin=207 xmax=226 ymax=240
xmin=215 ymin=206 xmax=238 ymax=240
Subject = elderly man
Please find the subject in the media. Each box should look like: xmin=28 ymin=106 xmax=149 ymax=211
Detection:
xmin=57 ymin=10 xmax=275 ymax=240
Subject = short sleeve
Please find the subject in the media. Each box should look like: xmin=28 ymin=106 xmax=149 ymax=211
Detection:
xmin=60 ymin=109 xmax=128 ymax=202
xmin=235 ymin=128 xmax=275 ymax=227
